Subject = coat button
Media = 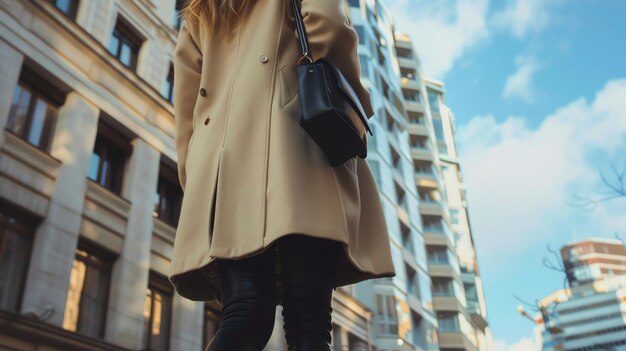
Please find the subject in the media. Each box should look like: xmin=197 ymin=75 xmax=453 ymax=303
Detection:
xmin=260 ymin=54 xmax=269 ymax=63
xmin=199 ymin=88 xmax=207 ymax=96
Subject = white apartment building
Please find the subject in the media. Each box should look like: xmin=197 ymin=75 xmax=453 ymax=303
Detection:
xmin=395 ymin=35 xmax=493 ymax=351
xmin=346 ymin=1 xmax=439 ymax=350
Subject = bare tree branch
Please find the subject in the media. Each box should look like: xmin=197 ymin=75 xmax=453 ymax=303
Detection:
xmin=569 ymin=160 xmax=626 ymax=210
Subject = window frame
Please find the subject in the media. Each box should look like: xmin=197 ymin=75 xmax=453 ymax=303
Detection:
xmin=161 ymin=64 xmax=174 ymax=104
xmin=154 ymin=160 xmax=183 ymax=227
xmin=108 ymin=17 xmax=144 ymax=71
xmin=0 ymin=201 xmax=38 ymax=313
xmin=88 ymin=119 xmax=132 ymax=194
xmin=48 ymin=0 xmax=80 ymax=20
xmin=6 ymin=68 xmax=64 ymax=152
xmin=64 ymin=238 xmax=115 ymax=338
xmin=143 ymin=271 xmax=174 ymax=351
xmin=202 ymin=302 xmax=221 ymax=347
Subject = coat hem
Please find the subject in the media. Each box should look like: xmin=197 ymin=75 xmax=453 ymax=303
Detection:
xmin=168 ymin=230 xmax=396 ymax=304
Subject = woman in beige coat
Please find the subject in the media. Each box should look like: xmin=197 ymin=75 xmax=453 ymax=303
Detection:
xmin=171 ymin=0 xmax=395 ymax=349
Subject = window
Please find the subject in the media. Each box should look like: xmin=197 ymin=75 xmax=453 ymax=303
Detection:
xmin=464 ymin=282 xmax=478 ymax=303
xmin=359 ymin=55 xmax=370 ymax=79
xmin=427 ymin=246 xmax=449 ymax=265
xmin=354 ymin=25 xmax=365 ymax=45
xmin=173 ymin=0 xmax=185 ymax=30
xmin=432 ymin=118 xmax=444 ymax=141
xmin=403 ymin=91 xmax=420 ymax=102
xmin=63 ymin=239 xmax=114 ymax=338
xmin=437 ymin=313 xmax=460 ymax=332
xmin=422 ymin=215 xmax=444 ymax=233
xmin=48 ymin=0 xmax=79 ymax=20
xmin=88 ymin=118 xmax=132 ymax=194
xmin=107 ymin=17 xmax=143 ymax=71
xmin=348 ymin=0 xmax=361 ymax=8
xmin=6 ymin=68 xmax=64 ymax=151
xmin=405 ymin=264 xmax=419 ymax=296
xmin=427 ymin=90 xmax=440 ymax=113
xmin=0 ymin=204 xmax=37 ymax=312
xmin=161 ymin=64 xmax=174 ymax=104
xmin=450 ymin=209 xmax=460 ymax=225
xmin=376 ymin=294 xmax=398 ymax=335
xmin=395 ymin=182 xmax=407 ymax=212
xmin=400 ymin=222 xmax=413 ymax=254
xmin=154 ymin=160 xmax=183 ymax=227
xmin=368 ymin=159 xmax=381 ymax=186
xmin=143 ymin=272 xmax=173 ymax=351
xmin=203 ymin=302 xmax=221 ymax=347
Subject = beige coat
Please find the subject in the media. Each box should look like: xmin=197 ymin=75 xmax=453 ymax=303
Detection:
xmin=169 ymin=0 xmax=395 ymax=303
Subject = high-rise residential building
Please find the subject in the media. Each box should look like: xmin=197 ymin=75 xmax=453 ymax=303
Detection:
xmin=0 ymin=1 xmax=374 ymax=350
xmin=395 ymin=34 xmax=493 ymax=351
xmin=345 ymin=1 xmax=440 ymax=351
xmin=536 ymin=238 xmax=626 ymax=351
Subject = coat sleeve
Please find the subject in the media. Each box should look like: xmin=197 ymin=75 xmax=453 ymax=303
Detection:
xmin=300 ymin=0 xmax=374 ymax=118
xmin=173 ymin=21 xmax=203 ymax=191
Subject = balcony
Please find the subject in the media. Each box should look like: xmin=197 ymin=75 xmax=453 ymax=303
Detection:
xmin=433 ymin=296 xmax=465 ymax=312
xmin=401 ymin=77 xmax=421 ymax=92
xmin=397 ymin=56 xmax=416 ymax=69
xmin=403 ymin=99 xmax=425 ymax=114
xmin=438 ymin=332 xmax=478 ymax=351
xmin=419 ymin=199 xmax=445 ymax=217
xmin=407 ymin=122 xmax=430 ymax=137
xmin=428 ymin=264 xmax=460 ymax=279
xmin=467 ymin=301 xmax=489 ymax=331
xmin=423 ymin=231 xmax=454 ymax=249
xmin=410 ymin=146 xmax=433 ymax=161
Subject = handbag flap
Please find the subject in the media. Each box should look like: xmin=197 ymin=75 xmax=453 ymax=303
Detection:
xmin=319 ymin=59 xmax=373 ymax=136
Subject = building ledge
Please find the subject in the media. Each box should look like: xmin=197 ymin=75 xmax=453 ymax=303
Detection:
xmin=0 ymin=310 xmax=130 ymax=351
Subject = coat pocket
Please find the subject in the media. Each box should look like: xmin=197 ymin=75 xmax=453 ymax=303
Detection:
xmin=279 ymin=64 xmax=298 ymax=108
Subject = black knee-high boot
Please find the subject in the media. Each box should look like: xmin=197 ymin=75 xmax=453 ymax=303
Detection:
xmin=279 ymin=235 xmax=342 ymax=351
xmin=206 ymin=248 xmax=277 ymax=351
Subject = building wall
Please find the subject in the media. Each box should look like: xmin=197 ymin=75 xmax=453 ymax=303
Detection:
xmin=346 ymin=1 xmax=440 ymax=350
xmin=394 ymin=31 xmax=494 ymax=351
xmin=538 ymin=283 xmax=626 ymax=351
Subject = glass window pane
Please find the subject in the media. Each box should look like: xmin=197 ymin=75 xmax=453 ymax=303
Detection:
xmin=6 ymin=86 xmax=32 ymax=136
xmin=77 ymin=264 xmax=108 ymax=338
xmin=0 ymin=225 xmax=32 ymax=312
xmin=88 ymin=153 xmax=100 ymax=181
xmin=63 ymin=260 xmax=87 ymax=332
xmin=26 ymin=99 xmax=48 ymax=147
xmin=108 ymin=32 xmax=119 ymax=56
xmin=55 ymin=0 xmax=71 ymax=13
xmin=143 ymin=288 xmax=153 ymax=348
xmin=100 ymin=159 xmax=109 ymax=187
xmin=120 ymin=41 xmax=133 ymax=67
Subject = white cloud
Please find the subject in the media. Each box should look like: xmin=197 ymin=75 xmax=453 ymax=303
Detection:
xmin=456 ymin=79 xmax=626 ymax=263
xmin=503 ymin=56 xmax=540 ymax=102
xmin=389 ymin=0 xmax=489 ymax=79
xmin=492 ymin=0 xmax=557 ymax=38
xmin=494 ymin=337 xmax=537 ymax=351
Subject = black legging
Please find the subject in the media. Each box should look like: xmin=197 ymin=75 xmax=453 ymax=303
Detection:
xmin=205 ymin=234 xmax=343 ymax=351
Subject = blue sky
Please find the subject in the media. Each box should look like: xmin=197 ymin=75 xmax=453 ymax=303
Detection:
xmin=385 ymin=0 xmax=626 ymax=349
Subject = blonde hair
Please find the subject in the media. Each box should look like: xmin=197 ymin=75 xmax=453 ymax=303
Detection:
xmin=180 ymin=0 xmax=255 ymax=35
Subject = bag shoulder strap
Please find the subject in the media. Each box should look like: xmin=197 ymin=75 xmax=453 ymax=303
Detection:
xmin=291 ymin=0 xmax=312 ymax=63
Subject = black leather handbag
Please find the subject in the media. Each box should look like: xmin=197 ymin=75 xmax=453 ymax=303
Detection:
xmin=291 ymin=0 xmax=373 ymax=166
